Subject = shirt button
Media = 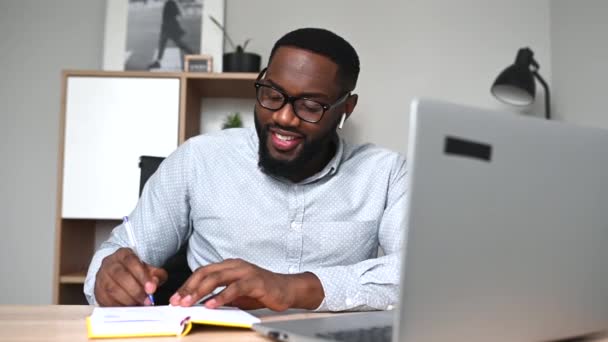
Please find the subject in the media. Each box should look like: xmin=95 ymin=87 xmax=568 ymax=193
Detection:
xmin=288 ymin=265 xmax=298 ymax=274
xmin=345 ymin=298 xmax=353 ymax=306
xmin=290 ymin=222 xmax=302 ymax=230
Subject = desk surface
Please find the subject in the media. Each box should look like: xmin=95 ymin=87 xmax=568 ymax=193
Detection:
xmin=0 ymin=305 xmax=338 ymax=341
xmin=2 ymin=305 xmax=608 ymax=342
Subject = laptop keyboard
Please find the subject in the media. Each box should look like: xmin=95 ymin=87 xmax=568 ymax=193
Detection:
xmin=315 ymin=325 xmax=392 ymax=342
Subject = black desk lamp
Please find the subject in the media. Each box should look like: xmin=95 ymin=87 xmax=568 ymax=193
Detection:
xmin=491 ymin=47 xmax=551 ymax=120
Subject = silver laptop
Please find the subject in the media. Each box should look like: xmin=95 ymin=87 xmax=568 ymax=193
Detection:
xmin=253 ymin=98 xmax=608 ymax=342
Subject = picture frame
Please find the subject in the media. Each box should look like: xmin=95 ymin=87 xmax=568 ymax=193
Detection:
xmin=103 ymin=0 xmax=225 ymax=72
xmin=184 ymin=54 xmax=213 ymax=72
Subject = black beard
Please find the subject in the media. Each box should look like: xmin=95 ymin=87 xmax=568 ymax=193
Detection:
xmin=254 ymin=109 xmax=337 ymax=180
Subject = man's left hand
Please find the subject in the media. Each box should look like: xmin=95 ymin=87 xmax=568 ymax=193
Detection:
xmin=169 ymin=258 xmax=324 ymax=311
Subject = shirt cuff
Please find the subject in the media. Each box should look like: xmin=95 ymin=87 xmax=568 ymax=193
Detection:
xmin=306 ymin=266 xmax=367 ymax=312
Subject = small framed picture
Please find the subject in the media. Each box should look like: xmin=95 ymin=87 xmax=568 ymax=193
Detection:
xmin=184 ymin=54 xmax=214 ymax=73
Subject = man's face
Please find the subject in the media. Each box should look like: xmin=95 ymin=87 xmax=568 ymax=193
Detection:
xmin=254 ymin=46 xmax=355 ymax=179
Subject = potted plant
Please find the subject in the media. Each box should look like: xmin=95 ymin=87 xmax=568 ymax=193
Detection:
xmin=222 ymin=112 xmax=243 ymax=129
xmin=209 ymin=16 xmax=261 ymax=72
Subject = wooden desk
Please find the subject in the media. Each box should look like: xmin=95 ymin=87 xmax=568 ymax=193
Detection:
xmin=0 ymin=305 xmax=337 ymax=341
xmin=2 ymin=306 xmax=607 ymax=342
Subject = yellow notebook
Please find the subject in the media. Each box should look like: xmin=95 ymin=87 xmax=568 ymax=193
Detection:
xmin=86 ymin=305 xmax=261 ymax=338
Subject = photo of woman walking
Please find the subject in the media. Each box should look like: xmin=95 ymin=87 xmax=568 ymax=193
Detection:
xmin=124 ymin=0 xmax=202 ymax=71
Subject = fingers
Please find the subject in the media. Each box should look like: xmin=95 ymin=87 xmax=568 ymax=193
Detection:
xmin=169 ymin=259 xmax=250 ymax=306
xmin=168 ymin=259 xmax=292 ymax=311
xmin=145 ymin=266 xmax=169 ymax=294
xmin=111 ymin=261 xmax=149 ymax=303
xmin=204 ymin=281 xmax=249 ymax=309
xmin=149 ymin=266 xmax=169 ymax=285
xmin=94 ymin=248 xmax=166 ymax=307
xmin=207 ymin=280 xmax=282 ymax=311
xmin=95 ymin=269 xmax=141 ymax=306
xmin=171 ymin=266 xmax=244 ymax=306
xmin=120 ymin=251 xmax=154 ymax=290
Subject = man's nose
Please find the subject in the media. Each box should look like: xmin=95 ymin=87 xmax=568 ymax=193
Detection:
xmin=272 ymin=101 xmax=301 ymax=127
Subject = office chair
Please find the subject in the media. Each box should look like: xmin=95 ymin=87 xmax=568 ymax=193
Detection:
xmin=139 ymin=156 xmax=192 ymax=305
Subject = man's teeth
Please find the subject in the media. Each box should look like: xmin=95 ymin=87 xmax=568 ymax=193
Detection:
xmin=275 ymin=133 xmax=297 ymax=141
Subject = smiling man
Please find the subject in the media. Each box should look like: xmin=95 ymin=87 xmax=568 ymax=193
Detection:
xmin=84 ymin=28 xmax=407 ymax=312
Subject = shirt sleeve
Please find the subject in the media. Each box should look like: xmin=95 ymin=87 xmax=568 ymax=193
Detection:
xmin=83 ymin=141 xmax=194 ymax=305
xmin=306 ymin=156 xmax=408 ymax=312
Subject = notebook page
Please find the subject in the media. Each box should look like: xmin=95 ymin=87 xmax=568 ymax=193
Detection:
xmin=88 ymin=305 xmax=260 ymax=338
xmin=184 ymin=306 xmax=261 ymax=327
xmin=88 ymin=306 xmax=185 ymax=337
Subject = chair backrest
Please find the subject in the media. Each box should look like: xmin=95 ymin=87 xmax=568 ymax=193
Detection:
xmin=138 ymin=156 xmax=165 ymax=197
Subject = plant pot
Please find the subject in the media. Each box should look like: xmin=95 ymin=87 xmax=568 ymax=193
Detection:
xmin=223 ymin=52 xmax=261 ymax=72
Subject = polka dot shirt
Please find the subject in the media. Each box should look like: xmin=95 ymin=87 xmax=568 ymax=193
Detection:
xmin=84 ymin=128 xmax=408 ymax=311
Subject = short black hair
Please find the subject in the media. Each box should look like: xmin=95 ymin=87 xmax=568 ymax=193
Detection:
xmin=269 ymin=28 xmax=360 ymax=92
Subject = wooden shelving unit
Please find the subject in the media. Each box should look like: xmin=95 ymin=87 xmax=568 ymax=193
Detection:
xmin=59 ymin=272 xmax=87 ymax=284
xmin=180 ymin=72 xmax=257 ymax=143
xmin=53 ymin=71 xmax=257 ymax=304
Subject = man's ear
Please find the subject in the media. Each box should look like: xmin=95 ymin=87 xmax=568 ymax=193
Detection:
xmin=344 ymin=94 xmax=358 ymax=120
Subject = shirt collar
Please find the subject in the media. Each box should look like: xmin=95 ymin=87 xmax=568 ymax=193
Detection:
xmin=301 ymin=133 xmax=344 ymax=183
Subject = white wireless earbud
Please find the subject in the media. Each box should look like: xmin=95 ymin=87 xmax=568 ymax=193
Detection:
xmin=338 ymin=113 xmax=347 ymax=129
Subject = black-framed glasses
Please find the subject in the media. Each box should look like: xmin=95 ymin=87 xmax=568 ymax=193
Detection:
xmin=254 ymin=68 xmax=351 ymax=123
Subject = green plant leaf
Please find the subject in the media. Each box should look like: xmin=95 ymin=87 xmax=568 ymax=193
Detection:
xmin=243 ymin=38 xmax=252 ymax=51
xmin=222 ymin=112 xmax=243 ymax=129
xmin=208 ymin=15 xmax=252 ymax=52
xmin=209 ymin=15 xmax=236 ymax=50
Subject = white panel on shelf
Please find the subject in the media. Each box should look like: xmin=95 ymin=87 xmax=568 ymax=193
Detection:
xmin=62 ymin=77 xmax=180 ymax=219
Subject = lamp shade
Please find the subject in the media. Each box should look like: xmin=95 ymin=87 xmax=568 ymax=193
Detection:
xmin=491 ymin=47 xmax=538 ymax=106
xmin=491 ymin=47 xmax=551 ymax=119
xmin=491 ymin=64 xmax=536 ymax=106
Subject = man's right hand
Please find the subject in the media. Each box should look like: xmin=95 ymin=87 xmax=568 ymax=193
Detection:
xmin=94 ymin=248 xmax=168 ymax=306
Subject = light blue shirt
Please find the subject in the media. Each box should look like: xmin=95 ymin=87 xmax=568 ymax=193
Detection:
xmin=84 ymin=128 xmax=408 ymax=311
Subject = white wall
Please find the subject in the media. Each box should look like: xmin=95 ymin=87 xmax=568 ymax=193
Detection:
xmin=225 ymin=0 xmax=409 ymax=152
xmin=0 ymin=0 xmax=104 ymax=304
xmin=0 ymin=0 xmax=553 ymax=304
xmin=398 ymin=0 xmax=551 ymax=144
xmin=551 ymin=0 xmax=608 ymax=129
xmin=226 ymin=0 xmax=551 ymax=154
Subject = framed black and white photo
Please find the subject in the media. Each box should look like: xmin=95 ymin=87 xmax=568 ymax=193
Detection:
xmin=103 ymin=0 xmax=225 ymax=72
xmin=184 ymin=54 xmax=213 ymax=72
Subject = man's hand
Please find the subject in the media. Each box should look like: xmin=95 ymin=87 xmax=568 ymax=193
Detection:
xmin=94 ymin=248 xmax=168 ymax=306
xmin=169 ymin=259 xmax=325 ymax=311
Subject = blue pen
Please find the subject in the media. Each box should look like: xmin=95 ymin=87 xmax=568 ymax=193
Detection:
xmin=123 ymin=216 xmax=155 ymax=306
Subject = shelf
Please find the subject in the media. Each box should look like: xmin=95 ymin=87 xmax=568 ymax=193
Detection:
xmin=56 ymin=70 xmax=253 ymax=303
xmin=60 ymin=272 xmax=86 ymax=284
xmin=183 ymin=72 xmax=258 ymax=80
xmin=186 ymin=75 xmax=257 ymax=98
xmin=181 ymin=72 xmax=257 ymax=142
xmin=63 ymin=69 xmax=183 ymax=78
xmin=63 ymin=70 xmax=258 ymax=81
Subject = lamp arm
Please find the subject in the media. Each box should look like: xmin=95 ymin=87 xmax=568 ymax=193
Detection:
xmin=533 ymin=71 xmax=551 ymax=120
